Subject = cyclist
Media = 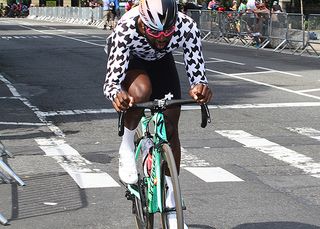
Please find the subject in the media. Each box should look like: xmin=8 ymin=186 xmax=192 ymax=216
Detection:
xmin=103 ymin=0 xmax=212 ymax=227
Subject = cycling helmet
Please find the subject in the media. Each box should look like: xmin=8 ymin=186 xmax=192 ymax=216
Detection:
xmin=139 ymin=0 xmax=178 ymax=31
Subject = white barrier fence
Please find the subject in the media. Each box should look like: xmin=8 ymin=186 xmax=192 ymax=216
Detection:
xmin=28 ymin=7 xmax=105 ymax=27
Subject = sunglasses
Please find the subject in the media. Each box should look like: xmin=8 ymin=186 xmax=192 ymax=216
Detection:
xmin=145 ymin=25 xmax=176 ymax=39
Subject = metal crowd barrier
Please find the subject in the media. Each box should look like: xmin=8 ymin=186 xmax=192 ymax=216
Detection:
xmin=0 ymin=141 xmax=25 ymax=225
xmin=28 ymin=7 xmax=319 ymax=57
xmin=28 ymin=6 xmax=126 ymax=27
xmin=302 ymin=14 xmax=320 ymax=56
xmin=188 ymin=10 xmax=319 ymax=57
xmin=273 ymin=13 xmax=305 ymax=53
xmin=29 ymin=6 xmax=104 ymax=26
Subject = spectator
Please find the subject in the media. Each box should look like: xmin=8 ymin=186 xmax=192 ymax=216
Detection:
xmin=102 ymin=0 xmax=113 ymax=30
xmin=125 ymin=0 xmax=134 ymax=12
xmin=207 ymin=0 xmax=218 ymax=11
xmin=254 ymin=2 xmax=270 ymax=36
xmin=272 ymin=1 xmax=282 ymax=13
xmin=271 ymin=1 xmax=284 ymax=27
xmin=246 ymin=0 xmax=256 ymax=13
xmin=237 ymin=0 xmax=247 ymax=14
xmin=230 ymin=0 xmax=238 ymax=11
xmin=89 ymin=0 xmax=99 ymax=8
xmin=21 ymin=4 xmax=29 ymax=16
xmin=0 ymin=3 xmax=4 ymax=17
xmin=111 ymin=0 xmax=121 ymax=27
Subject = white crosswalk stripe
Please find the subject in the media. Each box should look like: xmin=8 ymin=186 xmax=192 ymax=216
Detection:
xmin=0 ymin=35 xmax=53 ymax=40
xmin=185 ymin=167 xmax=244 ymax=182
xmin=216 ymin=129 xmax=320 ymax=179
xmin=35 ymin=138 xmax=120 ymax=188
xmin=287 ymin=127 xmax=320 ymax=141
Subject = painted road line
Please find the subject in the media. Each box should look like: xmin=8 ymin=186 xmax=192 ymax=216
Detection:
xmin=297 ymin=88 xmax=320 ymax=93
xmin=0 ymin=97 xmax=20 ymax=99
xmin=216 ymin=130 xmax=320 ymax=178
xmin=40 ymin=108 xmax=116 ymax=117
xmin=287 ymin=127 xmax=320 ymax=141
xmin=19 ymin=25 xmax=105 ymax=47
xmin=209 ymin=57 xmax=245 ymax=65
xmin=0 ymin=122 xmax=46 ymax=126
xmin=205 ymin=60 xmax=226 ymax=63
xmin=232 ymin=70 xmax=276 ymax=76
xmin=185 ymin=167 xmax=244 ymax=182
xmin=181 ymin=147 xmax=243 ymax=182
xmin=256 ymin=66 xmax=302 ymax=77
xmin=210 ymin=102 xmax=320 ymax=109
xmin=35 ymin=138 xmax=120 ymax=188
xmin=180 ymin=147 xmax=210 ymax=167
xmin=39 ymin=102 xmax=320 ymax=117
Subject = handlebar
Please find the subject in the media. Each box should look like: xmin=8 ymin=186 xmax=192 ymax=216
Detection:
xmin=118 ymin=99 xmax=211 ymax=136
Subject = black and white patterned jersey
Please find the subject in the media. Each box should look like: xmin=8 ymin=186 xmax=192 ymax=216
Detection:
xmin=103 ymin=7 xmax=207 ymax=101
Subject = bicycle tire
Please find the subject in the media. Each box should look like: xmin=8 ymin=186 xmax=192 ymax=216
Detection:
xmin=160 ymin=143 xmax=184 ymax=229
xmin=133 ymin=178 xmax=154 ymax=229
xmin=134 ymin=128 xmax=154 ymax=229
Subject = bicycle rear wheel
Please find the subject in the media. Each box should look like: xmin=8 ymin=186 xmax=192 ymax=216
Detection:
xmin=133 ymin=177 xmax=154 ymax=229
xmin=160 ymin=143 xmax=184 ymax=229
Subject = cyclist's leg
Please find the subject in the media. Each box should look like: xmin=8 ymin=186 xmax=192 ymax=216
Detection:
xmin=164 ymin=107 xmax=181 ymax=173
xmin=118 ymin=59 xmax=152 ymax=184
xmin=122 ymin=69 xmax=152 ymax=129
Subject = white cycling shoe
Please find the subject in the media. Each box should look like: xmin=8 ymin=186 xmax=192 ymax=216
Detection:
xmin=167 ymin=212 xmax=188 ymax=229
xmin=118 ymin=152 xmax=138 ymax=184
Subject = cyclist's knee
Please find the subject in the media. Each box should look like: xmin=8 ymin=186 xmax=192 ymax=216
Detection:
xmin=123 ymin=70 xmax=152 ymax=102
xmin=132 ymin=83 xmax=151 ymax=103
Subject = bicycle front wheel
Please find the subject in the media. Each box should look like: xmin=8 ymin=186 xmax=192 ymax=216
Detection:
xmin=134 ymin=128 xmax=154 ymax=229
xmin=160 ymin=143 xmax=184 ymax=229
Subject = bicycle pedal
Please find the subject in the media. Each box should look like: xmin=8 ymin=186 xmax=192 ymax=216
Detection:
xmin=125 ymin=190 xmax=135 ymax=201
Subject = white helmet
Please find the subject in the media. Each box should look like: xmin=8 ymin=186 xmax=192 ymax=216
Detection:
xmin=139 ymin=0 xmax=178 ymax=31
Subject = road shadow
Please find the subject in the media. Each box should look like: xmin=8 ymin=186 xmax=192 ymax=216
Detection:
xmin=7 ymin=172 xmax=88 ymax=223
xmin=189 ymin=224 xmax=216 ymax=229
xmin=233 ymin=221 xmax=320 ymax=229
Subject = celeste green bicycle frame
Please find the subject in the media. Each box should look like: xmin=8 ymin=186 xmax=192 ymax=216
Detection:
xmin=121 ymin=99 xmax=211 ymax=222
xmin=129 ymin=111 xmax=168 ymax=214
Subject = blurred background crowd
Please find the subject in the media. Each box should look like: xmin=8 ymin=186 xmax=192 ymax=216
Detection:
xmin=0 ymin=0 xmax=319 ymax=20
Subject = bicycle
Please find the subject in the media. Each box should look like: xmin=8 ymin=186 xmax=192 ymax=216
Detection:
xmin=118 ymin=98 xmax=211 ymax=229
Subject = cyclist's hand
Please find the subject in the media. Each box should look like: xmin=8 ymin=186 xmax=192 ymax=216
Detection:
xmin=189 ymin=83 xmax=213 ymax=104
xmin=112 ymin=90 xmax=134 ymax=112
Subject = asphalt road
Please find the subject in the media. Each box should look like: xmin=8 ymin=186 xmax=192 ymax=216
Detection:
xmin=1 ymin=18 xmax=320 ymax=229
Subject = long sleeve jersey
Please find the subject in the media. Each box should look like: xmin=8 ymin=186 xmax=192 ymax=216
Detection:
xmin=103 ymin=7 xmax=207 ymax=101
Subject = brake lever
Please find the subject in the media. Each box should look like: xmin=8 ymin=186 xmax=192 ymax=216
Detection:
xmin=200 ymin=104 xmax=211 ymax=128
xmin=118 ymin=111 xmax=125 ymax=136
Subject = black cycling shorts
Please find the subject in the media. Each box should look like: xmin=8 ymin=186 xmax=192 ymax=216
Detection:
xmin=127 ymin=53 xmax=181 ymax=101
